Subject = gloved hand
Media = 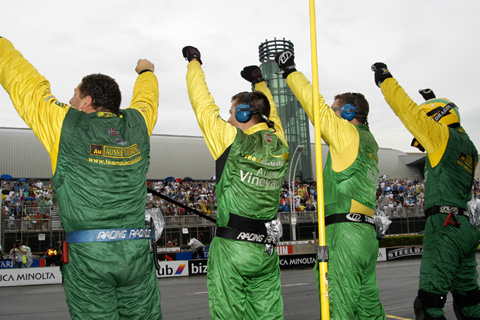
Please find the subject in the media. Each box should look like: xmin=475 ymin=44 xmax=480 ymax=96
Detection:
xmin=371 ymin=62 xmax=393 ymax=87
xmin=411 ymin=138 xmax=425 ymax=152
xmin=418 ymin=88 xmax=436 ymax=101
xmin=275 ymin=51 xmax=296 ymax=79
xmin=241 ymin=65 xmax=265 ymax=84
xmin=182 ymin=46 xmax=202 ymax=65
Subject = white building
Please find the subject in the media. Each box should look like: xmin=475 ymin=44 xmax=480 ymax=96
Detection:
xmin=1 ymin=127 xmax=478 ymax=180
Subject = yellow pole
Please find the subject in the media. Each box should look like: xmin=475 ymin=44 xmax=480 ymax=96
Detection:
xmin=309 ymin=0 xmax=330 ymax=319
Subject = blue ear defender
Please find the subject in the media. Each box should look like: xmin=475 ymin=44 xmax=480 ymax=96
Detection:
xmin=235 ymin=92 xmax=254 ymax=123
xmin=341 ymin=93 xmax=358 ymax=121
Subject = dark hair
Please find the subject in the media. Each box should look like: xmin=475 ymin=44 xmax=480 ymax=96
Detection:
xmin=231 ymin=91 xmax=271 ymax=124
xmin=79 ymin=74 xmax=122 ymax=115
xmin=334 ymin=92 xmax=369 ymax=124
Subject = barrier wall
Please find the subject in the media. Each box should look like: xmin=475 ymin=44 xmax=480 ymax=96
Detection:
xmin=157 ymin=260 xmax=189 ymax=277
xmin=0 ymin=266 xmax=62 ymax=287
xmin=0 ymin=244 xmax=424 ymax=285
xmin=1 ymin=258 xmax=47 ymax=269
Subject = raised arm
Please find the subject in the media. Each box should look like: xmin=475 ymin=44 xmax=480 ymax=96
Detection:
xmin=183 ymin=46 xmax=236 ymax=160
xmin=129 ymin=59 xmax=159 ymax=136
xmin=276 ymin=51 xmax=358 ymax=154
xmin=0 ymin=37 xmax=69 ymax=171
xmin=240 ymin=65 xmax=287 ymax=144
xmin=371 ymin=62 xmax=449 ymax=156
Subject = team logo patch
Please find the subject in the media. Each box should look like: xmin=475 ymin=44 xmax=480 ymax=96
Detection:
xmin=97 ymin=112 xmax=117 ymax=118
xmin=264 ymin=132 xmax=273 ymax=143
xmin=346 ymin=213 xmax=362 ymax=222
xmin=108 ymin=128 xmax=119 ymax=136
xmin=90 ymin=144 xmax=140 ymax=159
xmin=54 ymin=101 xmax=68 ymax=109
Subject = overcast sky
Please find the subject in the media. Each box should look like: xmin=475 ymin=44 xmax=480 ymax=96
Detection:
xmin=1 ymin=0 xmax=479 ymax=154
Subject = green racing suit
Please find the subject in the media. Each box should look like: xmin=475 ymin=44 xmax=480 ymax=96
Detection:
xmin=380 ymin=78 xmax=479 ymax=320
xmin=186 ymin=60 xmax=289 ymax=320
xmin=286 ymin=71 xmax=385 ymax=320
xmin=0 ymin=38 xmax=162 ymax=320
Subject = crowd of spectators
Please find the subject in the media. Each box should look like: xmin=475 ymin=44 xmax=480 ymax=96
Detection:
xmin=2 ymin=179 xmax=55 ymax=231
xmin=377 ymin=178 xmax=425 ymax=209
xmin=148 ymin=177 xmax=478 ymax=218
xmin=147 ymin=179 xmax=217 ymax=216
xmin=1 ymin=177 xmax=479 ymax=223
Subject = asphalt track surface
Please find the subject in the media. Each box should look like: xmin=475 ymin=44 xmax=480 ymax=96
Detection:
xmin=2 ymin=255 xmax=480 ymax=319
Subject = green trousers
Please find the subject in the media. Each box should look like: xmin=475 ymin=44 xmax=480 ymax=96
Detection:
xmin=207 ymin=237 xmax=284 ymax=320
xmin=420 ymin=214 xmax=480 ymax=318
xmin=62 ymin=240 xmax=162 ymax=320
xmin=315 ymin=222 xmax=385 ymax=320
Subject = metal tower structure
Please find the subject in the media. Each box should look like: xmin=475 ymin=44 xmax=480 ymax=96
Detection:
xmin=258 ymin=38 xmax=312 ymax=181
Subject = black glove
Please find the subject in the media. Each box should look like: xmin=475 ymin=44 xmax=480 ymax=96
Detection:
xmin=275 ymin=51 xmax=296 ymax=79
xmin=371 ymin=62 xmax=393 ymax=87
xmin=182 ymin=46 xmax=202 ymax=65
xmin=411 ymin=138 xmax=425 ymax=152
xmin=241 ymin=65 xmax=265 ymax=84
xmin=418 ymin=88 xmax=436 ymax=101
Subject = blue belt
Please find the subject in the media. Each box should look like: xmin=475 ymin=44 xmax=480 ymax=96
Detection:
xmin=66 ymin=228 xmax=153 ymax=243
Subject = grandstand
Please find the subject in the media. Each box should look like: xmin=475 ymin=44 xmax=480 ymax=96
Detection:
xmin=1 ymin=127 xmax=479 ymax=255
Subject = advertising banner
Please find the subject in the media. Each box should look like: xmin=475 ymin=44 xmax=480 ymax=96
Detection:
xmin=0 ymin=266 xmax=62 ymax=287
xmin=1 ymin=259 xmax=46 ymax=269
xmin=157 ymin=253 xmax=177 ymax=261
xmin=276 ymin=245 xmax=293 ymax=255
xmin=279 ymin=254 xmax=316 ymax=270
xmin=0 ymin=260 xmax=14 ymax=269
xmin=386 ymin=246 xmax=423 ymax=260
xmin=176 ymin=249 xmax=209 ymax=261
xmin=156 ymin=260 xmax=189 ymax=278
xmin=188 ymin=259 xmax=208 ymax=276
xmin=377 ymin=248 xmax=387 ymax=262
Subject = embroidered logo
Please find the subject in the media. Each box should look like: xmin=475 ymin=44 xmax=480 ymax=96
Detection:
xmin=346 ymin=213 xmax=362 ymax=222
xmin=264 ymin=132 xmax=272 ymax=144
xmin=54 ymin=101 xmax=68 ymax=109
xmin=108 ymin=128 xmax=119 ymax=136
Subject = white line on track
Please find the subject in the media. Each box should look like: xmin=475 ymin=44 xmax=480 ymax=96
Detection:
xmin=281 ymin=283 xmax=310 ymax=287
xmin=194 ymin=291 xmax=208 ymax=295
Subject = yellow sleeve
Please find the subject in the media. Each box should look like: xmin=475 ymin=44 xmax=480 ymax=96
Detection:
xmin=380 ymin=78 xmax=449 ymax=166
xmin=127 ymin=71 xmax=159 ymax=136
xmin=0 ymin=38 xmax=68 ymax=173
xmin=186 ymin=61 xmax=236 ymax=160
xmin=254 ymin=81 xmax=287 ymax=145
xmin=286 ymin=71 xmax=359 ymax=170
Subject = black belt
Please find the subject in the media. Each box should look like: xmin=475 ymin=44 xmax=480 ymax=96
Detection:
xmin=325 ymin=213 xmax=375 ymax=227
xmin=216 ymin=227 xmax=276 ymax=244
xmin=215 ymin=213 xmax=275 ymax=244
xmin=425 ymin=205 xmax=466 ymax=219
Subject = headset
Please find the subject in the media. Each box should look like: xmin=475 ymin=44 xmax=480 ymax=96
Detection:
xmin=340 ymin=93 xmax=358 ymax=121
xmin=235 ymin=92 xmax=275 ymax=129
xmin=235 ymin=92 xmax=256 ymax=123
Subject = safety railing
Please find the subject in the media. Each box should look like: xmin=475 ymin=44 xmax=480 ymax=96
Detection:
xmin=3 ymin=219 xmax=51 ymax=232
xmin=2 ymin=205 xmax=427 ymax=233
